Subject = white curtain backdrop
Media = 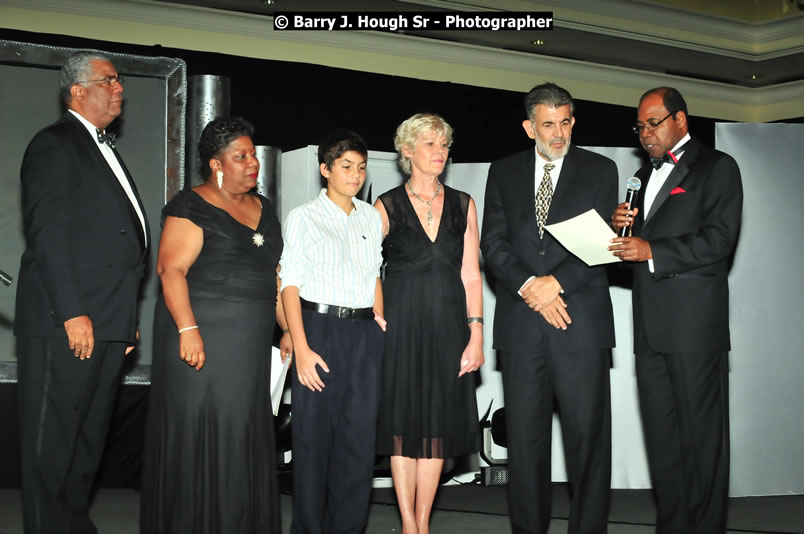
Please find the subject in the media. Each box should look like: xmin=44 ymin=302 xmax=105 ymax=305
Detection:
xmin=716 ymin=123 xmax=804 ymax=496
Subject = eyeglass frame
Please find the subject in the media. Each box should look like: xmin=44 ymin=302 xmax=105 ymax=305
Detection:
xmin=632 ymin=111 xmax=675 ymax=135
xmin=75 ymin=74 xmax=125 ymax=88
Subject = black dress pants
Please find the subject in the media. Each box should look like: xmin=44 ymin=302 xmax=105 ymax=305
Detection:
xmin=17 ymin=331 xmax=127 ymax=534
xmin=636 ymin=348 xmax=730 ymax=534
xmin=501 ymin=348 xmax=612 ymax=534
xmin=290 ymin=310 xmax=384 ymax=534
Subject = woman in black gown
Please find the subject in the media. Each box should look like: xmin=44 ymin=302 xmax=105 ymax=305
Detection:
xmin=374 ymin=113 xmax=484 ymax=534
xmin=140 ymin=117 xmax=291 ymax=533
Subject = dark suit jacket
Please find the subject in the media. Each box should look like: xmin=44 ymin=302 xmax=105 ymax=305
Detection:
xmin=481 ymin=145 xmax=618 ymax=353
xmin=630 ymin=137 xmax=742 ymax=354
xmin=15 ymin=112 xmax=150 ymax=343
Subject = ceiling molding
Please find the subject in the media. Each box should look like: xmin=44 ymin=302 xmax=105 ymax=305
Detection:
xmin=555 ymin=20 xmax=804 ymax=62
xmin=422 ymin=0 xmax=804 ymax=53
xmin=1 ymin=0 xmax=802 ymax=121
xmin=528 ymin=0 xmax=804 ymax=45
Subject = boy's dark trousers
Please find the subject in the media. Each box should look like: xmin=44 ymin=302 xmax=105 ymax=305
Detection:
xmin=290 ymin=308 xmax=384 ymax=534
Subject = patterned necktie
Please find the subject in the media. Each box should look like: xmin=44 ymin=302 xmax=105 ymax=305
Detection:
xmin=535 ymin=163 xmax=555 ymax=239
xmin=96 ymin=128 xmax=117 ymax=148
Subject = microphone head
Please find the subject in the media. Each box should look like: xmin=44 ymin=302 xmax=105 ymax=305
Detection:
xmin=626 ymin=176 xmax=642 ymax=191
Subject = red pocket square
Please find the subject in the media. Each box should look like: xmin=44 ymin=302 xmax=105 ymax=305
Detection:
xmin=670 ymin=187 xmax=686 ymax=195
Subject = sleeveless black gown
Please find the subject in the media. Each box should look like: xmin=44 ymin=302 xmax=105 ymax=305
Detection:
xmin=376 ymin=184 xmax=480 ymax=459
xmin=141 ymin=189 xmax=283 ymax=534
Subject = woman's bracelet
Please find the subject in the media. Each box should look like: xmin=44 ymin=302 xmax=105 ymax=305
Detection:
xmin=467 ymin=317 xmax=484 ymax=325
xmin=178 ymin=325 xmax=199 ymax=334
xmin=282 ymin=328 xmax=290 ymax=334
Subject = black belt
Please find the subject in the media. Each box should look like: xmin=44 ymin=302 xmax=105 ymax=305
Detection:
xmin=300 ymin=298 xmax=374 ymax=320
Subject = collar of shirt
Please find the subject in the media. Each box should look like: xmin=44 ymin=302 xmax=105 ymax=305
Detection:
xmin=668 ymin=133 xmax=691 ymax=161
xmin=316 ymin=187 xmax=361 ymax=217
xmin=534 ymin=146 xmax=565 ymax=192
xmin=69 ymin=109 xmax=109 ymax=147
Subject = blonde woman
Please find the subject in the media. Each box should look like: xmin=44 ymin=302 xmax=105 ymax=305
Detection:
xmin=374 ymin=113 xmax=484 ymax=534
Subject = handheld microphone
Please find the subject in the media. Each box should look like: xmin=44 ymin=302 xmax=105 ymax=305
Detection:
xmin=619 ymin=177 xmax=642 ymax=238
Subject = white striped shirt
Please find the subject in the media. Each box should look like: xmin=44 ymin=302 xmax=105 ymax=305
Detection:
xmin=279 ymin=188 xmax=383 ymax=308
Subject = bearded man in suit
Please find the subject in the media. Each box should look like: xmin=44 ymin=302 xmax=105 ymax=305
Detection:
xmin=610 ymin=87 xmax=742 ymax=534
xmin=15 ymin=52 xmax=149 ymax=534
xmin=481 ymin=82 xmax=618 ymax=534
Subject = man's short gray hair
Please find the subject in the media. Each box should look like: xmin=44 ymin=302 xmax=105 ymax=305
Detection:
xmin=59 ymin=53 xmax=111 ymax=105
xmin=524 ymin=82 xmax=575 ymax=120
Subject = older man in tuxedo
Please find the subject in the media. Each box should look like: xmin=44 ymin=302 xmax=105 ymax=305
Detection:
xmin=15 ymin=52 xmax=149 ymax=534
xmin=481 ymin=82 xmax=618 ymax=534
xmin=610 ymin=87 xmax=742 ymax=533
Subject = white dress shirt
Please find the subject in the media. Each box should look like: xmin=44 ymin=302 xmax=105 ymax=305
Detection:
xmin=534 ymin=147 xmax=565 ymax=196
xmin=279 ymin=188 xmax=383 ymax=308
xmin=69 ymin=110 xmax=148 ymax=247
xmin=643 ymin=133 xmax=691 ymax=272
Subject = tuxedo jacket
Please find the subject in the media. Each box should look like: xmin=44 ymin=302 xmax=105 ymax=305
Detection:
xmin=631 ymin=138 xmax=742 ymax=354
xmin=481 ymin=145 xmax=618 ymax=353
xmin=15 ymin=112 xmax=150 ymax=343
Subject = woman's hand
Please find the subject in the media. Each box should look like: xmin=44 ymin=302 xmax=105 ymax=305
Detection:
xmin=179 ymin=328 xmax=205 ymax=370
xmin=458 ymin=338 xmax=484 ymax=378
xmin=279 ymin=331 xmax=293 ymax=364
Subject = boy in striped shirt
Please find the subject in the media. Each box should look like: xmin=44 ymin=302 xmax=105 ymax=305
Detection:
xmin=280 ymin=129 xmax=385 ymax=534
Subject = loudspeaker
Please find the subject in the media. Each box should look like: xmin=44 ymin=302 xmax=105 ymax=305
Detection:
xmin=479 ymin=465 xmax=509 ymax=486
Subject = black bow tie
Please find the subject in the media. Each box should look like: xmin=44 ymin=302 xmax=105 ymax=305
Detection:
xmin=96 ymin=128 xmax=116 ymax=148
xmin=650 ymin=154 xmax=672 ymax=169
xmin=650 ymin=140 xmax=688 ymax=170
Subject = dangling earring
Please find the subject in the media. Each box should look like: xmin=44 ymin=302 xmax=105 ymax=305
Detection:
xmin=216 ymin=170 xmax=224 ymax=189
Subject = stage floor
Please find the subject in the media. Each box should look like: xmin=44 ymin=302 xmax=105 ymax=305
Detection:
xmin=0 ymin=485 xmax=801 ymax=533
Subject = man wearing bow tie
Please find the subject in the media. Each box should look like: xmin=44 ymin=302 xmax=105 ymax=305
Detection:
xmin=609 ymin=87 xmax=742 ymax=533
xmin=15 ymin=52 xmax=149 ymax=534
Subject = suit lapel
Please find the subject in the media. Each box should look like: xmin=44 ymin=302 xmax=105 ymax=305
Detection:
xmin=635 ymin=165 xmax=652 ymax=230
xmin=643 ymin=139 xmax=699 ymax=228
xmin=65 ymin=113 xmax=148 ymax=252
xmin=547 ymin=147 xmax=574 ymax=224
xmin=518 ymin=148 xmax=538 ymax=225
xmin=112 ymin=147 xmax=150 ymax=251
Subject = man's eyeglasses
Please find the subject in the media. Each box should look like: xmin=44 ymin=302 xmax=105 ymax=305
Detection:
xmin=632 ymin=111 xmax=674 ymax=134
xmin=76 ymin=75 xmax=125 ymax=88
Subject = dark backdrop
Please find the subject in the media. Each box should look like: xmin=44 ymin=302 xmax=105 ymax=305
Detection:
xmin=0 ymin=27 xmax=725 ymax=164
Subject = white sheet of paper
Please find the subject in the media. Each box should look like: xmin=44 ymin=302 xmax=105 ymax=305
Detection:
xmin=270 ymin=346 xmax=290 ymax=416
xmin=544 ymin=209 xmax=622 ymax=266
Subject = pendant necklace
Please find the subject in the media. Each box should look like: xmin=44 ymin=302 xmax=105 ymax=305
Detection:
xmin=407 ymin=179 xmax=441 ymax=226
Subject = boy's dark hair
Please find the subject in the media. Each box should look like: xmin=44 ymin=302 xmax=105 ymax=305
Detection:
xmin=318 ymin=129 xmax=368 ymax=169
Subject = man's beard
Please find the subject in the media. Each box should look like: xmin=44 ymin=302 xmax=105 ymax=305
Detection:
xmin=536 ymin=135 xmax=570 ymax=161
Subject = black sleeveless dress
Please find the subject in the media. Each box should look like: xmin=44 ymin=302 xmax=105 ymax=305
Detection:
xmin=376 ymin=184 xmax=480 ymax=459
xmin=140 ymin=189 xmax=283 ymax=534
